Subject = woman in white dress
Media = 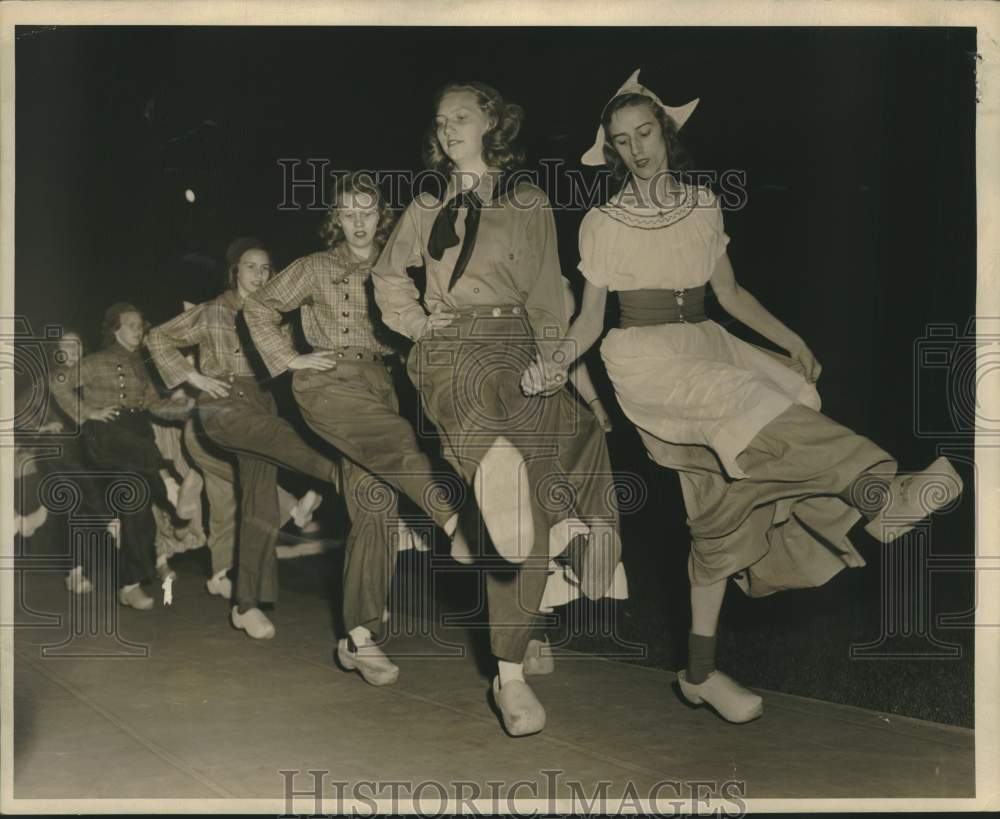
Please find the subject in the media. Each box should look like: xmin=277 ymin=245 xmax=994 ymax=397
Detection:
xmin=522 ymin=70 xmax=964 ymax=723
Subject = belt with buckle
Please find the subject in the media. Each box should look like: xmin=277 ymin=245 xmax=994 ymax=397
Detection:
xmin=454 ymin=305 xmax=526 ymax=319
xmin=324 ymin=346 xmax=386 ymax=363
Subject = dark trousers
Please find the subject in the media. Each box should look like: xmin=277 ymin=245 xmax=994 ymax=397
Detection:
xmin=32 ymin=436 xmax=105 ymax=577
xmin=292 ymin=359 xmax=457 ymax=636
xmin=199 ymin=377 xmax=336 ymax=608
xmin=408 ymin=315 xmax=592 ymax=661
xmin=82 ymin=412 xmax=165 ymax=588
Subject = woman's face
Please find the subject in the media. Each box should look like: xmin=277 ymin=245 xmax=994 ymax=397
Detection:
xmin=115 ymin=311 xmax=145 ymax=350
xmin=435 ymin=90 xmax=492 ymax=168
xmin=235 ymin=248 xmax=272 ymax=295
xmin=608 ymin=102 xmax=669 ymax=180
xmin=56 ymin=333 xmax=81 ymax=368
xmin=336 ymin=189 xmax=379 ymax=256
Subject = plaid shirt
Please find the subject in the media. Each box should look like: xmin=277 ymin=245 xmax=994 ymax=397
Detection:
xmin=50 ymin=341 xmax=188 ymax=422
xmin=244 ymin=243 xmax=393 ymax=377
xmin=147 ymin=289 xmax=261 ymax=389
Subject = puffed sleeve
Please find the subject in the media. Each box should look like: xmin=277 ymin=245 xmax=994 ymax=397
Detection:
xmin=702 ymin=187 xmax=731 ymax=260
xmin=577 ymin=209 xmax=610 ymax=289
xmin=520 ymin=188 xmax=568 ymax=339
xmin=372 ymin=202 xmax=428 ymax=340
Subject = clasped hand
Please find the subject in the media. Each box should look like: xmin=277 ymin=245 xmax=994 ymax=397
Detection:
xmin=520 ymin=347 xmax=568 ymax=397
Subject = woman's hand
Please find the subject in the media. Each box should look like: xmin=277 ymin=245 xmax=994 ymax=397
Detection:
xmin=416 ymin=303 xmax=458 ymax=340
xmin=87 ymin=406 xmax=120 ymax=423
xmin=587 ymin=398 xmax=613 ymax=432
xmin=186 ymin=371 xmax=231 ymax=398
xmin=520 ymin=353 xmax=568 ymax=397
xmin=790 ymin=342 xmax=822 ymax=383
xmin=288 ymin=352 xmax=340 ymax=372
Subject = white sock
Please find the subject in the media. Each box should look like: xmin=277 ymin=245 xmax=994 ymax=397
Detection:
xmin=498 ymin=659 xmax=525 ymax=685
xmin=349 ymin=626 xmax=372 ymax=647
xmin=212 ymin=568 xmax=229 ymax=581
xmin=443 ymin=513 xmax=457 ymax=537
xmin=121 ymin=582 xmax=140 ymax=594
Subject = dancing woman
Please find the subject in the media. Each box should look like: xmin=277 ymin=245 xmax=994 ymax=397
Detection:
xmin=522 ymin=69 xmax=963 ymax=723
xmin=373 ymin=81 xmax=625 ymax=736
xmin=51 ymin=304 xmax=192 ymax=610
xmin=147 ymin=239 xmax=337 ymax=640
xmin=244 ymin=172 xmax=473 ymax=686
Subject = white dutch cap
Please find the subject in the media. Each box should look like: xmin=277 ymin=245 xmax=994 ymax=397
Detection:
xmin=581 ymin=69 xmax=700 ymax=166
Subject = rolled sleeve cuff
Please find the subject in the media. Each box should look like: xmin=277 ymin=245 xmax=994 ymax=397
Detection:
xmin=262 ymin=346 xmax=300 ymax=378
xmin=398 ymin=305 xmax=428 ymax=341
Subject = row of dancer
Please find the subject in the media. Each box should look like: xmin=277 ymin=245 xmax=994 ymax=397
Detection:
xmin=146 ymin=175 xmax=625 ymax=736
xmin=40 ymin=302 xmax=325 ymax=605
xmin=55 ymin=70 xmax=964 ymax=739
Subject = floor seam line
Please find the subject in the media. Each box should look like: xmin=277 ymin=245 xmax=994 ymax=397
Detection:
xmin=288 ymin=652 xmax=678 ymax=782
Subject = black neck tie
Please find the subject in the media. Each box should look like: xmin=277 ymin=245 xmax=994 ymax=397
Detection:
xmin=428 ymin=190 xmax=484 ymax=292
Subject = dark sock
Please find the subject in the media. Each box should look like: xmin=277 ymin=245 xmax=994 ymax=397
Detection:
xmin=686 ymin=631 xmax=717 ymax=685
xmin=840 ymin=471 xmax=891 ymax=520
xmin=563 ymin=533 xmax=589 ymax=577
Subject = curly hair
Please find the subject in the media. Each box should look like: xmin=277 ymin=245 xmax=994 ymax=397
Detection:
xmin=601 ymin=93 xmax=694 ymax=186
xmin=422 ymin=81 xmax=526 ymax=175
xmin=100 ymin=302 xmax=144 ymax=350
xmin=318 ymin=171 xmax=396 ymax=256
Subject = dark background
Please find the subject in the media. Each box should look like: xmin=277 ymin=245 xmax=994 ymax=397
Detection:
xmin=15 ymin=26 xmax=978 ymax=724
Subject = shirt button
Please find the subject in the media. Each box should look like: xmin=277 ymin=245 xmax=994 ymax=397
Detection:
xmin=356 ymin=353 xmax=363 ymax=360
xmin=508 ymin=253 xmax=515 ymax=260
xmin=342 ymin=327 xmax=349 ymax=334
xmin=343 ymin=293 xmax=349 ymax=301
xmin=56 ymin=374 xmax=65 ymax=383
xmin=342 ymin=312 xmax=350 ymax=318
xmin=491 ymin=307 xmax=502 ymax=317
xmin=233 ymin=347 xmax=240 ymax=353
xmin=336 ymin=352 xmax=344 ymax=358
xmin=119 ymin=392 xmax=126 ymax=399
xmin=116 ymin=364 xmax=123 ymax=371
xmin=473 ymin=287 xmax=480 ymax=294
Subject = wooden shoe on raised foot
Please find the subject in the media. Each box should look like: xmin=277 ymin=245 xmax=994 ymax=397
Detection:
xmin=474 ymin=437 xmax=534 ymax=564
xmin=864 ymin=456 xmax=963 ymax=543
